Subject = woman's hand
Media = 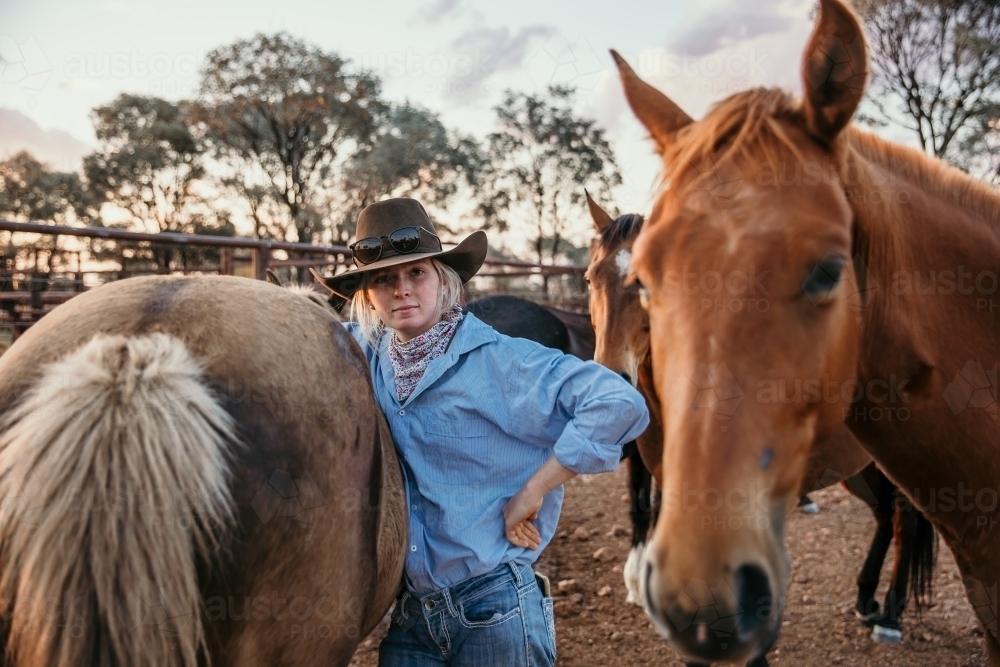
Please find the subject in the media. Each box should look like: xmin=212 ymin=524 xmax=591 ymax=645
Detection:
xmin=502 ymin=456 xmax=578 ymax=550
xmin=503 ymin=488 xmax=543 ymax=549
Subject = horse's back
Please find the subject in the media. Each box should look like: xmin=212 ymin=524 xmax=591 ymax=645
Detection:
xmin=467 ymin=295 xmax=570 ymax=352
xmin=0 ymin=275 xmax=404 ymax=667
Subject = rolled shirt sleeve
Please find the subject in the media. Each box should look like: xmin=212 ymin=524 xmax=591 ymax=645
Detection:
xmin=505 ymin=345 xmax=650 ymax=474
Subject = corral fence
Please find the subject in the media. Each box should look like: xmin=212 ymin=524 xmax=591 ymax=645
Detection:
xmin=0 ymin=220 xmax=588 ymax=353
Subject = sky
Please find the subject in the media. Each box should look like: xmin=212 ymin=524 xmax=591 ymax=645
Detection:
xmin=0 ymin=0 xmax=902 ymax=245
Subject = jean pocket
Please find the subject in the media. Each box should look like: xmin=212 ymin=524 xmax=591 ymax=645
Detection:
xmin=541 ymin=597 xmax=556 ymax=662
xmin=458 ymin=581 xmax=522 ymax=629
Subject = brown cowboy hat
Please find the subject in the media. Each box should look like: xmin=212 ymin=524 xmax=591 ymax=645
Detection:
xmin=311 ymin=198 xmax=488 ymax=299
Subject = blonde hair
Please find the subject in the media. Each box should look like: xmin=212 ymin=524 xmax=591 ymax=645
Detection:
xmin=350 ymin=258 xmax=465 ymax=345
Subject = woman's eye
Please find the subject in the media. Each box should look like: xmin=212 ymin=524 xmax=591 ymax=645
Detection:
xmin=375 ymin=275 xmax=389 ymax=284
xmin=801 ymin=255 xmax=846 ymax=300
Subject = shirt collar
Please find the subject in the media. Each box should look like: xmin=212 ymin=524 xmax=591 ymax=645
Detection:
xmin=378 ymin=310 xmax=496 ymax=357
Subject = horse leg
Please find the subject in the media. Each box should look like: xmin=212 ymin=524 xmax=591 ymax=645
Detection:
xmin=870 ymin=491 xmax=916 ymax=643
xmin=844 ymin=463 xmax=894 ymax=625
xmin=623 ymin=442 xmax=653 ymax=605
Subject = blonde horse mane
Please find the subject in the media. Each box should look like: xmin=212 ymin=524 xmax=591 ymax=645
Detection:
xmin=0 ymin=333 xmax=238 ymax=667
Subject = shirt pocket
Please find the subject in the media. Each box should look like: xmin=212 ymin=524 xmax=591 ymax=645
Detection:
xmin=422 ymin=417 xmax=491 ymax=485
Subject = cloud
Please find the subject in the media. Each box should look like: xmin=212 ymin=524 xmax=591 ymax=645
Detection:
xmin=444 ymin=25 xmax=553 ymax=101
xmin=666 ymin=0 xmax=802 ymax=57
xmin=0 ymin=108 xmax=93 ymax=171
xmin=415 ymin=0 xmax=463 ymax=23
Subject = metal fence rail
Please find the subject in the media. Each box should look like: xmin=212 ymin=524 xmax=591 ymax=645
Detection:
xmin=0 ymin=220 xmax=589 ymax=345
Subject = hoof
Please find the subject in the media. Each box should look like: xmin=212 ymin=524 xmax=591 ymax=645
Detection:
xmin=797 ymin=496 xmax=819 ymax=514
xmin=870 ymin=625 xmax=902 ymax=643
xmin=623 ymin=544 xmax=645 ymax=607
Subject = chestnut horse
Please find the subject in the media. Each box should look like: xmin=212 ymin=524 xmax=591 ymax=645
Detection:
xmin=585 ymin=194 xmax=934 ymax=650
xmin=0 ymin=275 xmax=405 ymax=667
xmin=614 ymin=0 xmax=1000 ymax=663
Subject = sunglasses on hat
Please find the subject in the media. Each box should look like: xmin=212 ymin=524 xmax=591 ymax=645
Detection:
xmin=350 ymin=226 xmax=443 ymax=266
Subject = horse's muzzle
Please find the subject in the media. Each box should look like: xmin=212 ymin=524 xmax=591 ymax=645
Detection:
xmin=642 ymin=560 xmax=781 ymax=664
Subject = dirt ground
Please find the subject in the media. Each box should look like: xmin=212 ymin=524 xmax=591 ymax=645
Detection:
xmin=350 ymin=467 xmax=987 ymax=667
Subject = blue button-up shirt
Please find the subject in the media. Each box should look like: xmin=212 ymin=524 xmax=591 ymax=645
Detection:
xmin=346 ymin=313 xmax=649 ymax=594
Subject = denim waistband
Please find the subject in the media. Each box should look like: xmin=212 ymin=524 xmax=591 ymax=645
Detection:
xmin=398 ymin=562 xmax=534 ymax=620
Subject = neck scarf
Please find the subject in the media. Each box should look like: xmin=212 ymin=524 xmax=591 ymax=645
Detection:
xmin=387 ymin=304 xmax=463 ymax=403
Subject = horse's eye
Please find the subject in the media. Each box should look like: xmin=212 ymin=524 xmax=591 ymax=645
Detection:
xmin=801 ymin=255 xmax=846 ymax=300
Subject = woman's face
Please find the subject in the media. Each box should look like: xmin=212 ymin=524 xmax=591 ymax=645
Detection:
xmin=366 ymin=258 xmax=443 ymax=342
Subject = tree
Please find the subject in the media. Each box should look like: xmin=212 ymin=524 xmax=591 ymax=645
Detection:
xmin=854 ymin=0 xmax=1000 ymax=181
xmin=478 ymin=86 xmax=621 ymax=290
xmin=83 ymin=94 xmax=232 ymax=271
xmin=335 ymin=103 xmax=482 ymax=242
xmin=0 ymin=151 xmax=96 ymax=273
xmin=195 ymin=32 xmax=385 ymax=245
xmin=0 ymin=151 xmax=94 ymax=224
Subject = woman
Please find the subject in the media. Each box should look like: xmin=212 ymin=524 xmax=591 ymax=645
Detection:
xmin=315 ymin=198 xmax=649 ymax=666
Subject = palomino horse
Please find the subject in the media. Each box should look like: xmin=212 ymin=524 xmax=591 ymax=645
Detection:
xmin=585 ymin=194 xmax=935 ymax=650
xmin=0 ymin=275 xmax=405 ymax=667
xmin=615 ymin=0 xmax=999 ymax=663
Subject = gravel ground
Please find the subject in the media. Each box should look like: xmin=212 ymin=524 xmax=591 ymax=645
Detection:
xmin=350 ymin=467 xmax=987 ymax=666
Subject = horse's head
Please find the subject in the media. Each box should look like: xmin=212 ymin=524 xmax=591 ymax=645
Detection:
xmin=617 ymin=0 xmax=867 ymax=662
xmin=585 ymin=192 xmax=648 ymax=385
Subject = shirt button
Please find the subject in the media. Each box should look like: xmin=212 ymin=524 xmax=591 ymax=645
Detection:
xmin=410 ymin=545 xmax=417 ymax=552
xmin=411 ymin=504 xmax=418 ymax=511
xmin=399 ymin=409 xmax=405 ymax=416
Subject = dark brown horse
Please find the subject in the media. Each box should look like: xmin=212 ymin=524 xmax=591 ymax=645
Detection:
xmin=0 ymin=275 xmax=405 ymax=667
xmin=615 ymin=0 xmax=999 ymax=663
xmin=466 ymin=295 xmax=595 ymax=360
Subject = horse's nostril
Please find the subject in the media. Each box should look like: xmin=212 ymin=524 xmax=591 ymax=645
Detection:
xmin=733 ymin=564 xmax=772 ymax=641
xmin=620 ymin=372 xmax=632 ymax=384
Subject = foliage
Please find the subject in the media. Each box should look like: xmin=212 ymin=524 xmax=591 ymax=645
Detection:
xmin=0 ymin=151 xmax=97 ymax=271
xmin=83 ymin=94 xmax=232 ymax=270
xmin=478 ymin=86 xmax=621 ymax=273
xmin=0 ymin=151 xmax=95 ymax=224
xmin=854 ymin=0 xmax=1000 ymax=181
xmin=195 ymin=32 xmax=384 ymax=244
xmin=335 ymin=103 xmax=482 ymax=242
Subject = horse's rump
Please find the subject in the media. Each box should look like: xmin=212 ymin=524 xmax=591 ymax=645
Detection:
xmin=0 ymin=332 xmax=236 ymax=667
xmin=0 ymin=275 xmax=405 ymax=667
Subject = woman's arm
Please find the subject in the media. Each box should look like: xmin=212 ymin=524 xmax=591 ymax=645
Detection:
xmin=502 ymin=456 xmax=577 ymax=549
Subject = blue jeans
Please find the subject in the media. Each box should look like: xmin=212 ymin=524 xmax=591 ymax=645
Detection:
xmin=377 ymin=562 xmax=556 ymax=667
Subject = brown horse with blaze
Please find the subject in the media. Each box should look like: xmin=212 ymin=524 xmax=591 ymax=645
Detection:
xmin=613 ymin=0 xmax=1000 ymax=664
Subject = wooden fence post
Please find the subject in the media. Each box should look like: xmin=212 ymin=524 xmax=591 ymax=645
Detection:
xmin=221 ymin=247 xmax=233 ymax=276
xmin=252 ymin=247 xmax=270 ymax=281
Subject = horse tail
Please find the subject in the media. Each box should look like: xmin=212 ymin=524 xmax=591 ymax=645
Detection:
xmin=909 ymin=509 xmax=937 ymax=613
xmin=0 ymin=333 xmax=237 ymax=667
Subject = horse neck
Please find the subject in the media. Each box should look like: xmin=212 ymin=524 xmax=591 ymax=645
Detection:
xmin=843 ymin=128 xmax=1000 ymax=344
xmin=840 ymin=127 xmax=1000 ymax=485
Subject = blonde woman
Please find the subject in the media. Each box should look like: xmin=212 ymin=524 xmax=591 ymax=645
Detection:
xmin=316 ymin=198 xmax=648 ymax=667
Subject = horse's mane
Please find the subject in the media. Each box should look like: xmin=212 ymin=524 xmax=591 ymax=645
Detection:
xmin=664 ymin=87 xmax=805 ymax=188
xmin=599 ymin=213 xmax=645 ymax=248
xmin=664 ymin=86 xmax=1000 ymax=230
xmin=844 ymin=129 xmax=1000 ymax=230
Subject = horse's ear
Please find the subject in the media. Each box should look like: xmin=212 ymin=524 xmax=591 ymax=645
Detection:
xmin=800 ymin=0 xmax=868 ymax=144
xmin=585 ymin=190 xmax=614 ymax=232
xmin=265 ymin=269 xmax=283 ymax=286
xmin=611 ymin=49 xmax=693 ymax=154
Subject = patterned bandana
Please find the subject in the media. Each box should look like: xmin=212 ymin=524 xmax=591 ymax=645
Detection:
xmin=387 ymin=304 xmax=464 ymax=403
